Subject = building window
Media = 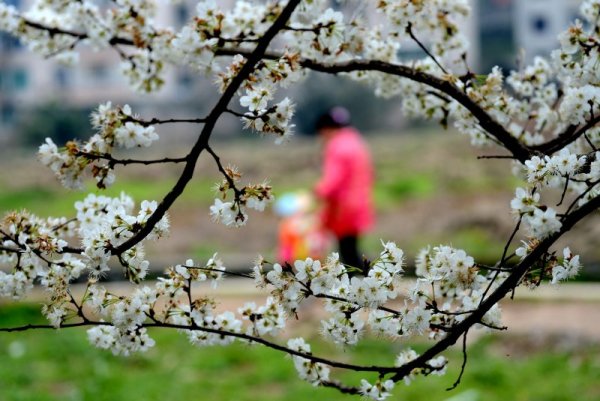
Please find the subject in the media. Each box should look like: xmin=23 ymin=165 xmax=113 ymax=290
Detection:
xmin=55 ymin=67 xmax=69 ymax=89
xmin=1 ymin=102 xmax=15 ymax=124
xmin=175 ymin=4 xmax=189 ymax=26
xmin=531 ymin=15 xmax=549 ymax=33
xmin=328 ymin=0 xmax=341 ymax=11
xmin=177 ymin=71 xmax=194 ymax=89
xmin=90 ymin=63 xmax=108 ymax=82
xmin=1 ymin=32 xmax=21 ymax=51
xmin=12 ymin=68 xmax=27 ymax=90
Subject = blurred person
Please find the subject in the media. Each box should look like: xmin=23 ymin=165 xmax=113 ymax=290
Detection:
xmin=275 ymin=191 xmax=328 ymax=264
xmin=314 ymin=107 xmax=374 ymax=272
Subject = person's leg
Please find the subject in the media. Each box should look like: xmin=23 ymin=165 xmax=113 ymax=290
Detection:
xmin=338 ymin=235 xmax=363 ymax=271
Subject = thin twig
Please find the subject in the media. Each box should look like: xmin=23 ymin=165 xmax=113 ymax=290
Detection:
xmin=532 ymin=114 xmax=600 ymax=155
xmin=0 ymin=319 xmax=399 ymax=374
xmin=479 ymin=217 xmax=522 ymax=306
xmin=283 ymin=21 xmax=335 ymax=33
xmin=584 ymin=133 xmax=598 ymax=151
xmin=406 ymin=23 xmax=448 ymax=75
xmin=474 ymin=263 xmax=512 ymax=272
xmin=67 ymin=290 xmax=89 ymax=322
xmin=563 ymin=178 xmax=600 ymax=217
xmin=426 ymin=90 xmax=451 ymax=103
xmin=477 ymin=321 xmax=507 ymax=331
xmin=477 ymin=155 xmax=516 ymax=160
xmin=557 ymin=175 xmax=570 ymax=207
xmin=501 ymin=216 xmax=522 ymax=266
xmin=50 ymin=218 xmax=78 ymax=233
xmin=76 ymin=151 xmax=188 ymax=166
xmin=205 ymin=145 xmax=243 ymax=198
xmin=186 ymin=265 xmax=254 ymax=279
xmin=0 ymin=245 xmax=21 ymax=254
xmin=124 ymin=116 xmax=207 ymax=127
xmin=186 ymin=278 xmax=193 ymax=311
xmin=446 ymin=331 xmax=468 ymax=391
xmin=321 ymin=380 xmax=361 ymax=395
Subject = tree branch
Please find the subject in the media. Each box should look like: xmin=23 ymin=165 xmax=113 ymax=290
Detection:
xmin=406 ymin=22 xmax=448 ymax=75
xmin=123 ymin=116 xmax=208 ymax=127
xmin=111 ymin=0 xmax=303 ymax=255
xmin=531 ymin=115 xmax=600 ymax=155
xmin=23 ymin=19 xmax=133 ymax=46
xmin=389 ymin=193 xmax=600 ymax=382
xmin=0 ymin=319 xmax=400 ymax=374
xmin=446 ymin=331 xmax=468 ymax=391
xmin=216 ymin=49 xmax=532 ymax=163
xmin=76 ymin=151 xmax=188 ymax=166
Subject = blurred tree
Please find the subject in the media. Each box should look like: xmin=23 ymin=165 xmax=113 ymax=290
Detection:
xmin=16 ymin=103 xmax=92 ymax=148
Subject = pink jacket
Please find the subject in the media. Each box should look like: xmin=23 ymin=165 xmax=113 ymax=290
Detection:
xmin=315 ymin=127 xmax=374 ymax=237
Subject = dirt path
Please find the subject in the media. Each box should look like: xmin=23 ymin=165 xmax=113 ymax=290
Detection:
xmin=40 ymin=281 xmax=600 ymax=344
xmin=499 ymin=301 xmax=600 ymax=342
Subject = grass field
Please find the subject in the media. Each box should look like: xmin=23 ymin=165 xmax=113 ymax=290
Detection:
xmin=0 ymin=132 xmax=516 ymax=215
xmin=2 ymin=131 xmax=600 ymax=270
xmin=1 ymin=304 xmax=599 ymax=401
xmin=0 ymin=132 xmax=529 ymax=264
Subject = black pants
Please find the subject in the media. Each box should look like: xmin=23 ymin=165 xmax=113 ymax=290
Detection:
xmin=338 ymin=235 xmax=363 ymax=271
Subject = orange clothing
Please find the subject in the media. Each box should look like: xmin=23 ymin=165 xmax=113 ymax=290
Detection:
xmin=278 ymin=214 xmax=327 ymax=263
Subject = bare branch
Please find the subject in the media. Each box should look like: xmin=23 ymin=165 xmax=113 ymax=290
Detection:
xmin=0 ymin=319 xmax=399 ymax=374
xmin=123 ymin=116 xmax=208 ymax=127
xmin=584 ymin=133 xmax=598 ymax=151
xmin=406 ymin=22 xmax=448 ymax=75
xmin=23 ymin=19 xmax=133 ymax=46
xmin=477 ymin=155 xmax=516 ymax=160
xmin=531 ymin=115 xmax=600 ymax=155
xmin=76 ymin=151 xmax=188 ymax=166
xmin=446 ymin=331 xmax=468 ymax=391
xmin=557 ymin=175 xmax=571 ymax=207
xmin=321 ymin=380 xmax=361 ymax=395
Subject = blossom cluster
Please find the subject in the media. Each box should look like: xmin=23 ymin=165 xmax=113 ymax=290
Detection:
xmin=209 ymin=165 xmax=274 ymax=227
xmin=376 ymin=0 xmax=471 ymax=69
xmin=0 ymin=193 xmax=168 ymax=326
xmin=38 ymin=103 xmax=158 ymax=189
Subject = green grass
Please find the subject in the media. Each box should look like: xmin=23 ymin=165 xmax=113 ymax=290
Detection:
xmin=409 ymin=227 xmax=506 ymax=265
xmin=0 ymin=133 xmax=514 ymax=217
xmin=374 ymin=174 xmax=437 ymax=208
xmin=0 ymin=177 xmax=217 ymax=217
xmin=1 ymin=304 xmax=599 ymax=401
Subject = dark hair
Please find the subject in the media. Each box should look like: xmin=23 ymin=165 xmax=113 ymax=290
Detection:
xmin=315 ymin=107 xmax=351 ymax=130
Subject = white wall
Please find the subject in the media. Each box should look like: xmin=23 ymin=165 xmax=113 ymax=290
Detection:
xmin=514 ymin=0 xmax=580 ymax=63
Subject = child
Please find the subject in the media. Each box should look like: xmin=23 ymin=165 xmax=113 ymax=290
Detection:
xmin=275 ymin=192 xmax=328 ymax=264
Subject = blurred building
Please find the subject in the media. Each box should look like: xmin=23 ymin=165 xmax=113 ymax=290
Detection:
xmin=0 ymin=0 xmax=586 ymax=139
xmin=0 ymin=0 xmax=219 ymax=139
xmin=514 ymin=0 xmax=580 ymax=63
xmin=478 ymin=0 xmax=581 ymax=72
xmin=478 ymin=0 xmax=515 ymax=72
